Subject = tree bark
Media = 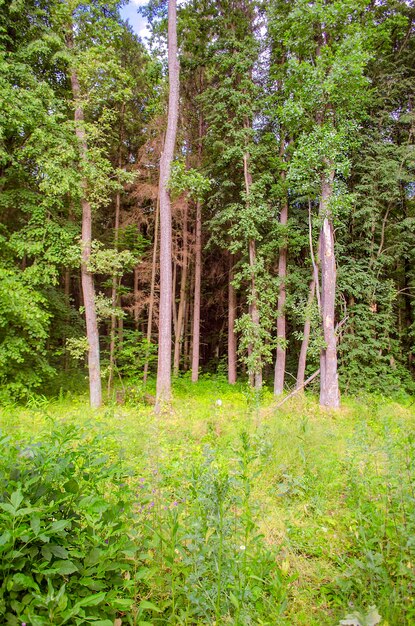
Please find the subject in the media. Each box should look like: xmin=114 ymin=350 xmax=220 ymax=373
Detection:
xmin=143 ymin=199 xmax=159 ymax=384
xmin=67 ymin=29 xmax=101 ymax=408
xmin=156 ymin=0 xmax=180 ymax=409
xmin=173 ymin=202 xmax=188 ymax=375
xmin=228 ymin=257 xmax=237 ymax=384
xmin=243 ymin=126 xmax=262 ymax=389
xmin=274 ymin=180 xmax=288 ymax=395
xmin=319 ymin=169 xmax=340 ymax=408
xmin=296 ymin=278 xmax=316 ymax=390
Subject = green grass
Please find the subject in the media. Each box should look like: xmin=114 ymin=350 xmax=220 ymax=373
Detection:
xmin=1 ymin=378 xmax=414 ymax=625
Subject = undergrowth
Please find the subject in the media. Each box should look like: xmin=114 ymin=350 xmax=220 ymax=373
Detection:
xmin=0 ymin=380 xmax=414 ymax=625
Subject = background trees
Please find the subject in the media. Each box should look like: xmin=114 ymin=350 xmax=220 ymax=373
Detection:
xmin=0 ymin=0 xmax=414 ymax=405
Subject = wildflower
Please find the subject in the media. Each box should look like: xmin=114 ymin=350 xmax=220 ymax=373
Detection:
xmin=215 ymin=399 xmax=223 ymax=407
xmin=239 ymin=545 xmax=246 ymax=551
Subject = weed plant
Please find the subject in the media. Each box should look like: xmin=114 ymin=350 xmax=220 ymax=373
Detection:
xmin=0 ymin=381 xmax=414 ymax=625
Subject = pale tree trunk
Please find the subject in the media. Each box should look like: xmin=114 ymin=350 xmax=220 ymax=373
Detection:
xmin=319 ymin=169 xmax=340 ymax=408
xmin=67 ymin=30 xmax=101 ymax=408
xmin=228 ymin=257 xmax=237 ymax=384
xmin=143 ymin=199 xmax=159 ymax=384
xmin=173 ymin=202 xmax=188 ymax=375
xmin=156 ymin=0 xmax=180 ymax=409
xmin=274 ymin=178 xmax=288 ymax=395
xmin=191 ymin=115 xmax=204 ymax=382
xmin=296 ymin=278 xmax=316 ymax=390
xmin=243 ymin=121 xmax=262 ymax=389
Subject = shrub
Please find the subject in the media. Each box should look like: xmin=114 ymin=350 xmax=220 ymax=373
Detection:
xmin=0 ymin=422 xmax=138 ymax=625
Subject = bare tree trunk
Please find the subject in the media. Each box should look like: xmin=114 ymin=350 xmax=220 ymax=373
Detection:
xmin=156 ymin=0 xmax=180 ymax=409
xmin=228 ymin=257 xmax=237 ymax=384
xmin=274 ymin=181 xmax=288 ymax=395
xmin=143 ymin=200 xmax=159 ymax=383
xmin=319 ymin=169 xmax=340 ymax=408
xmin=67 ymin=30 xmax=101 ymax=408
xmin=296 ymin=278 xmax=316 ymax=390
xmin=243 ymin=124 xmax=262 ymax=389
xmin=173 ymin=203 xmax=188 ymax=375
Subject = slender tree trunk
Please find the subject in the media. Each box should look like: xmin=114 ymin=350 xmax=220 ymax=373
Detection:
xmin=319 ymin=169 xmax=340 ymax=408
xmin=64 ymin=268 xmax=71 ymax=372
xmin=67 ymin=30 xmax=101 ymax=408
xmin=191 ymin=198 xmax=202 ymax=382
xmin=296 ymin=278 xmax=316 ymax=389
xmin=274 ymin=180 xmax=288 ymax=395
xmin=228 ymin=257 xmax=237 ymax=384
xmin=191 ymin=115 xmax=204 ymax=382
xmin=243 ymin=125 xmax=262 ymax=389
xmin=156 ymin=0 xmax=180 ymax=409
xmin=143 ymin=199 xmax=159 ymax=383
xmin=133 ymin=265 xmax=139 ymax=329
xmin=173 ymin=203 xmax=188 ymax=375
xmin=108 ymin=189 xmax=121 ymax=396
xmin=172 ymin=259 xmax=177 ymax=336
xmin=248 ymin=238 xmax=262 ymax=389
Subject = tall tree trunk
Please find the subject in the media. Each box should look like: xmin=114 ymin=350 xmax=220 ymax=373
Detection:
xmin=67 ymin=30 xmax=101 ymax=408
xmin=296 ymin=278 xmax=316 ymax=390
xmin=228 ymin=257 xmax=237 ymax=384
xmin=143 ymin=199 xmax=159 ymax=384
xmin=319 ymin=169 xmax=340 ymax=408
xmin=243 ymin=123 xmax=262 ymax=389
xmin=156 ymin=0 xmax=180 ymax=409
xmin=274 ymin=177 xmax=288 ymax=395
xmin=173 ymin=203 xmax=188 ymax=375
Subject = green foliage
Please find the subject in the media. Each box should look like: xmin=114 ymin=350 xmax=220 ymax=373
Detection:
xmin=169 ymin=159 xmax=211 ymax=200
xmin=337 ymin=412 xmax=415 ymax=624
xmin=0 ymin=268 xmax=53 ymax=402
xmin=113 ymin=330 xmax=157 ymax=382
xmin=0 ymin=421 xmax=138 ymax=625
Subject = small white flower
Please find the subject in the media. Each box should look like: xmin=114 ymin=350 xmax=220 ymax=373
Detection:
xmin=239 ymin=545 xmax=246 ymax=551
xmin=215 ymin=399 xmax=223 ymax=406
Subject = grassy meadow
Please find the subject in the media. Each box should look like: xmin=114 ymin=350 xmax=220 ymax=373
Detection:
xmin=1 ymin=378 xmax=415 ymax=625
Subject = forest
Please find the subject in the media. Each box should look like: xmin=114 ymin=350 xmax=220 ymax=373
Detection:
xmin=0 ymin=0 xmax=415 ymax=624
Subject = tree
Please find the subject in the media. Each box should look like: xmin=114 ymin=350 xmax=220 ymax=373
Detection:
xmin=156 ymin=0 xmax=180 ymax=409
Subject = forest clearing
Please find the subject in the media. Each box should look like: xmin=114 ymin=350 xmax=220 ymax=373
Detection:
xmin=1 ymin=0 xmax=414 ymax=624
xmin=1 ymin=382 xmax=415 ymax=624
